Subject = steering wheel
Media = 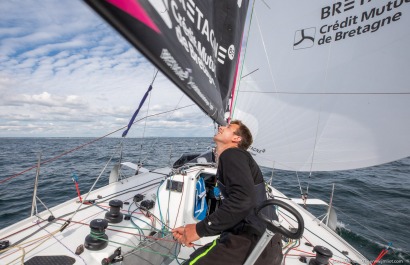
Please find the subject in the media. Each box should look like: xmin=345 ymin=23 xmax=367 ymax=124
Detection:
xmin=255 ymin=199 xmax=304 ymax=239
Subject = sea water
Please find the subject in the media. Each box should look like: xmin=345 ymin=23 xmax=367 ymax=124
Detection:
xmin=0 ymin=137 xmax=408 ymax=263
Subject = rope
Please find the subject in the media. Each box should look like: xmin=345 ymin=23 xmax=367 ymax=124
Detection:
xmin=55 ymin=214 xmax=186 ymax=260
xmin=156 ymin=180 xmax=166 ymax=236
xmin=277 ymin=209 xmax=351 ymax=262
xmin=371 ymin=243 xmax=392 ymax=265
xmin=282 ymin=239 xmax=300 ymax=265
xmin=40 ymin=224 xmax=88 ymax=265
xmin=89 ymin=235 xmax=178 ymax=259
xmin=56 ymin=217 xmax=177 ymax=244
xmin=93 ymin=177 xmax=163 ymax=202
xmin=72 ymin=173 xmax=83 ymax=203
xmin=35 ymin=196 xmax=54 ymax=218
xmin=0 ymin=220 xmax=46 ymax=241
xmin=137 ymin=69 xmax=158 ymax=161
xmin=333 ymin=205 xmax=392 ymax=244
xmin=67 ymin=139 xmax=124 ymax=222
xmin=295 ymin=171 xmax=304 ymax=196
xmin=1 ymin=229 xmax=59 ymax=264
xmin=172 ymin=174 xmax=185 ymax=229
xmin=122 ymin=69 xmax=158 ymax=138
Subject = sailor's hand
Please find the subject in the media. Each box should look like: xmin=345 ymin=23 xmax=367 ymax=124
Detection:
xmin=182 ymin=224 xmax=200 ymax=247
xmin=172 ymin=226 xmax=184 ymax=243
xmin=171 ymin=224 xmax=200 ymax=247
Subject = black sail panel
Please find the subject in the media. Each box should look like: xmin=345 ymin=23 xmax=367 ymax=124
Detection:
xmin=85 ymin=0 xmax=249 ymax=125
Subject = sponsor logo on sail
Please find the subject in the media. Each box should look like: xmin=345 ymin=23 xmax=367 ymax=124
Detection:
xmin=228 ymin=45 xmax=235 ymax=60
xmin=293 ymin=28 xmax=316 ymax=50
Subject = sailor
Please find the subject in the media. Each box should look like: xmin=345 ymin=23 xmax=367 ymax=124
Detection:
xmin=172 ymin=120 xmax=282 ymax=265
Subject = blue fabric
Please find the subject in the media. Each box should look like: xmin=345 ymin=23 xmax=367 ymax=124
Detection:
xmin=194 ymin=178 xmax=208 ymax=220
xmin=212 ymin=186 xmax=220 ymax=198
xmin=122 ymin=85 xmax=153 ymax=137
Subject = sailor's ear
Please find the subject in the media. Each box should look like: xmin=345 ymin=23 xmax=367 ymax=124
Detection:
xmin=232 ymin=135 xmax=242 ymax=144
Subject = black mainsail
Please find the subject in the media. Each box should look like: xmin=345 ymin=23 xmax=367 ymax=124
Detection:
xmin=85 ymin=0 xmax=249 ymax=125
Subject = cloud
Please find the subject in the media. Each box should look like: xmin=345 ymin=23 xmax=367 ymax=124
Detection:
xmin=0 ymin=0 xmax=214 ymax=137
xmin=2 ymin=92 xmax=88 ymax=107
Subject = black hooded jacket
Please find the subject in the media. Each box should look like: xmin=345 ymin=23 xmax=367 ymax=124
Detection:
xmin=196 ymin=148 xmax=276 ymax=237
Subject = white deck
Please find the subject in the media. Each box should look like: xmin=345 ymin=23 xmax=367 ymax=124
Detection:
xmin=0 ymin=165 xmax=369 ymax=265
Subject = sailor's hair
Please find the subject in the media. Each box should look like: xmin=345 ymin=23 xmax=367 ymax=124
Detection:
xmin=230 ymin=120 xmax=253 ymax=150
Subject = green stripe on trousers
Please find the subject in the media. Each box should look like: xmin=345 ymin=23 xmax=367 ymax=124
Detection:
xmin=189 ymin=240 xmax=217 ymax=265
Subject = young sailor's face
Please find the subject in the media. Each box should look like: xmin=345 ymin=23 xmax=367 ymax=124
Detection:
xmin=213 ymin=123 xmax=240 ymax=144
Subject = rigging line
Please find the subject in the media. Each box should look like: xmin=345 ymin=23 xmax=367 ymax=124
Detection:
xmin=166 ymin=175 xmax=173 ymax=228
xmin=118 ymin=141 xmax=125 ymax=181
xmin=139 ymin=69 xmax=159 ymax=161
xmin=0 ymin=104 xmax=195 ymax=185
xmin=306 ymin=106 xmax=322 ymax=195
xmin=282 ymin=239 xmax=300 ymax=265
xmin=252 ymin=8 xmax=299 ymax=173
xmin=0 ymin=245 xmax=25 ymax=263
xmin=0 ymin=220 xmax=46 ymax=241
xmin=138 ymin=139 xmax=159 ymax=165
xmin=5 ymin=229 xmax=59 ymax=265
xmin=68 ymin=139 xmax=125 ymax=222
xmin=58 ymin=217 xmax=180 ymax=245
xmin=333 ymin=205 xmax=392 ymax=244
xmin=35 ymin=196 xmax=54 ymax=218
xmin=307 ymin=32 xmax=336 ymax=188
xmin=91 ymin=236 xmax=179 ymax=259
xmin=94 ymin=177 xmax=162 ymax=202
xmin=278 ymin=210 xmax=352 ymax=262
xmin=276 ymin=209 xmax=313 ymax=248
xmin=140 ymin=93 xmax=186 ymax=166
xmin=237 ymin=91 xmax=410 ymax=95
xmin=39 ymin=224 xmax=87 ymax=265
xmin=172 ymin=174 xmax=185 ymax=229
xmin=342 ymin=185 xmax=406 ymax=216
xmin=294 ymin=189 xmax=395 ymax=244
xmin=6 ymin=202 xmax=98 ymax=248
xmin=261 ymin=0 xmax=271 ymax=9
xmin=305 ymin=20 xmax=337 ymax=192
xmin=255 ymin=12 xmax=279 ymax=94
xmin=91 ymin=232 xmax=182 ymax=255
xmin=77 ymin=181 xmax=162 ymax=222
xmin=0 ymin=230 xmax=52 ymax=254
xmin=241 ymin=68 xmax=259 ymax=79
xmin=295 ymin=171 xmax=304 ymax=196
xmin=131 ymin=210 xmax=156 ymax=229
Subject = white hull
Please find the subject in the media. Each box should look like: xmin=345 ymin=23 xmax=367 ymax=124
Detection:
xmin=0 ymin=164 xmax=368 ymax=265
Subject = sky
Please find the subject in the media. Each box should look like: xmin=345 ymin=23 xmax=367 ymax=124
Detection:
xmin=0 ymin=0 xmax=215 ymax=138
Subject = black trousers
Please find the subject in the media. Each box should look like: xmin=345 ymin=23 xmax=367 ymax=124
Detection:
xmin=182 ymin=232 xmax=283 ymax=265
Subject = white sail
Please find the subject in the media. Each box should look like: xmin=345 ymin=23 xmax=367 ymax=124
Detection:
xmin=232 ymin=0 xmax=410 ymax=171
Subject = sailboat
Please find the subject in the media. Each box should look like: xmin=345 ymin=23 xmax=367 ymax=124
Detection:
xmin=1 ymin=0 xmax=409 ymax=264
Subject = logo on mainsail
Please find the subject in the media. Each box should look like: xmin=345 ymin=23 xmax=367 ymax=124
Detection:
xmin=217 ymin=44 xmax=235 ymax=64
xmin=293 ymin=27 xmax=316 ymax=50
xmin=91 ymin=0 xmax=250 ymax=125
xmin=228 ymin=45 xmax=235 ymax=60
